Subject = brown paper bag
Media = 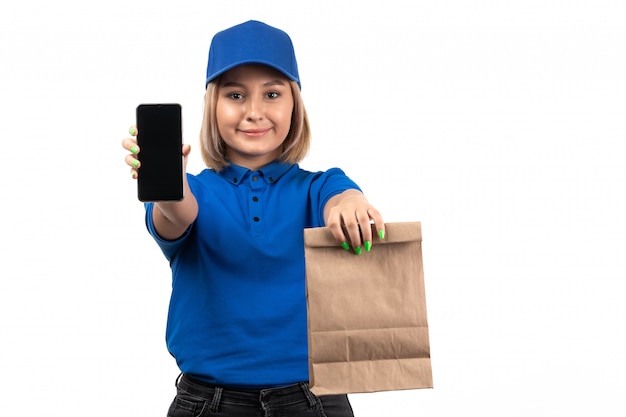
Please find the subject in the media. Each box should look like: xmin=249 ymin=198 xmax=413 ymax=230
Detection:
xmin=304 ymin=222 xmax=432 ymax=396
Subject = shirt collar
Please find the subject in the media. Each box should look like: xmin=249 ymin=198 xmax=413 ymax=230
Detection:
xmin=219 ymin=161 xmax=294 ymax=186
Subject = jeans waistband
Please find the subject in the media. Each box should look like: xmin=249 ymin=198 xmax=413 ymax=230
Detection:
xmin=176 ymin=374 xmax=318 ymax=410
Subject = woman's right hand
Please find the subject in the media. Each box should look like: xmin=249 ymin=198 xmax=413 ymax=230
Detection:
xmin=122 ymin=126 xmax=141 ymax=179
xmin=122 ymin=125 xmax=193 ymax=180
xmin=122 ymin=125 xmax=198 ymax=238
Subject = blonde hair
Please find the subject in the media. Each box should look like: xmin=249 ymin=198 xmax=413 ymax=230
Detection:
xmin=200 ymin=78 xmax=311 ymax=172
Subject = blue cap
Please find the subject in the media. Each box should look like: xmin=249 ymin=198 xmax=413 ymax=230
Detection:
xmin=205 ymin=20 xmax=301 ymax=89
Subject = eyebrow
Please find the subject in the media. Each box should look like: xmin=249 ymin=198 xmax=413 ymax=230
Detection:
xmin=221 ymin=79 xmax=287 ymax=88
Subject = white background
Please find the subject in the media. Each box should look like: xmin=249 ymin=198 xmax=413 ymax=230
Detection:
xmin=1 ymin=1 xmax=624 ymax=415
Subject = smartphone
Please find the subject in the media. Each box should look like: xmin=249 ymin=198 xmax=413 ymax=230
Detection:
xmin=136 ymin=103 xmax=184 ymax=202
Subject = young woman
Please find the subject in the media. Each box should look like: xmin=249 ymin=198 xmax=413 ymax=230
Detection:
xmin=122 ymin=20 xmax=385 ymax=417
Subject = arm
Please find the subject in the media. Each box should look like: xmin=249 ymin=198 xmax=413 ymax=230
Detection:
xmin=123 ymin=127 xmax=199 ymax=240
xmin=150 ymin=169 xmax=198 ymax=240
xmin=323 ymin=189 xmax=385 ymax=254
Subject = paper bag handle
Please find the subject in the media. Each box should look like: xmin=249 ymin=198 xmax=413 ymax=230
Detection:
xmin=304 ymin=222 xmax=422 ymax=248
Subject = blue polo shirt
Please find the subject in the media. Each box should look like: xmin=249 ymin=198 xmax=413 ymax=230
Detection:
xmin=145 ymin=161 xmax=360 ymax=388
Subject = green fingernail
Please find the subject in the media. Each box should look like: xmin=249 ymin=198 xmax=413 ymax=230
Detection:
xmin=130 ymin=145 xmax=138 ymax=154
xmin=132 ymin=160 xmax=139 ymax=167
xmin=129 ymin=127 xmax=137 ymax=136
xmin=364 ymin=241 xmax=372 ymax=252
xmin=354 ymin=246 xmax=362 ymax=255
xmin=341 ymin=242 xmax=350 ymax=250
xmin=379 ymin=229 xmax=385 ymax=239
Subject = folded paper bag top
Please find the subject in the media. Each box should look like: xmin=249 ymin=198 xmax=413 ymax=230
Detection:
xmin=304 ymin=222 xmax=433 ymax=396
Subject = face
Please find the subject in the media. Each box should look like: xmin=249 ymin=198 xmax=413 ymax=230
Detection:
xmin=216 ymin=64 xmax=294 ymax=170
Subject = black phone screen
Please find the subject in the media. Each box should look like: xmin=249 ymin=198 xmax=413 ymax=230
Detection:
xmin=136 ymin=104 xmax=184 ymax=202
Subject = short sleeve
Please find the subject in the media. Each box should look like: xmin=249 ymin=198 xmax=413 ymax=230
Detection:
xmin=144 ymin=202 xmax=193 ymax=261
xmin=309 ymin=167 xmax=361 ymax=226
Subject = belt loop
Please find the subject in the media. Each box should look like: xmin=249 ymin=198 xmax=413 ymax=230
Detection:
xmin=209 ymin=386 xmax=223 ymax=413
xmin=175 ymin=372 xmax=183 ymax=388
xmin=300 ymin=382 xmax=317 ymax=408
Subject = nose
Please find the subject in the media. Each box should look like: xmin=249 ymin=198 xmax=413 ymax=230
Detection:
xmin=245 ymin=96 xmax=264 ymax=121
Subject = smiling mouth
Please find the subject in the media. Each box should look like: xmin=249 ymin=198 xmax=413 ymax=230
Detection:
xmin=240 ymin=129 xmax=270 ymax=138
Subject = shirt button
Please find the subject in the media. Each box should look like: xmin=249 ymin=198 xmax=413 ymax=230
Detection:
xmin=253 ymin=216 xmax=260 ymax=222
xmin=269 ymin=177 xmax=274 ymax=182
xmin=252 ymin=176 xmax=258 ymax=182
xmin=252 ymin=196 xmax=259 ymax=202
xmin=233 ymin=177 xmax=238 ymax=183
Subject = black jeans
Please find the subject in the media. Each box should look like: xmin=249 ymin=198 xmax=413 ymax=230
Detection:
xmin=167 ymin=374 xmax=354 ymax=417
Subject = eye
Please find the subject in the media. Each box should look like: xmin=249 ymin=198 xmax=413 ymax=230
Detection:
xmin=266 ymin=91 xmax=280 ymax=99
xmin=227 ymin=92 xmax=244 ymax=100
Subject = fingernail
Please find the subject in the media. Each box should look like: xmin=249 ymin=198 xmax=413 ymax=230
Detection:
xmin=378 ymin=229 xmax=385 ymax=239
xmin=131 ymin=171 xmax=137 ymax=179
xmin=130 ymin=145 xmax=138 ymax=154
xmin=354 ymin=246 xmax=362 ymax=255
xmin=129 ymin=127 xmax=137 ymax=136
xmin=364 ymin=241 xmax=372 ymax=252
xmin=341 ymin=242 xmax=350 ymax=251
xmin=132 ymin=160 xmax=139 ymax=168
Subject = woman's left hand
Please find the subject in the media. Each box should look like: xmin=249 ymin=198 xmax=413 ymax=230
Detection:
xmin=323 ymin=189 xmax=385 ymax=255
